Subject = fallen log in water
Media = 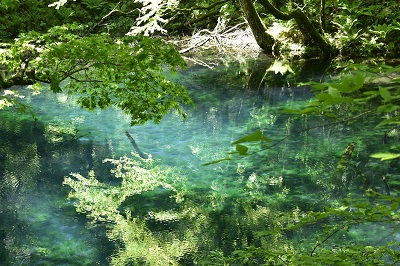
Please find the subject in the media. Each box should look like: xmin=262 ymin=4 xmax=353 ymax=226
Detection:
xmin=125 ymin=131 xmax=149 ymax=159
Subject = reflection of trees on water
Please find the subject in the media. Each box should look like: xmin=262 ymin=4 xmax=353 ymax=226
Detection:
xmin=0 ymin=114 xmax=115 ymax=264
xmin=0 ymin=118 xmax=41 ymax=196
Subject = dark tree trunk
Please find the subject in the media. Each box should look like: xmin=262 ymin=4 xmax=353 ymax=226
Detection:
xmin=291 ymin=9 xmax=337 ymax=55
xmin=257 ymin=0 xmax=338 ymax=55
xmin=239 ymin=0 xmax=274 ymax=52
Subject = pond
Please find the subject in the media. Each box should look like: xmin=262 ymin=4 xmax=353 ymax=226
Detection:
xmin=1 ymin=56 xmax=399 ymax=265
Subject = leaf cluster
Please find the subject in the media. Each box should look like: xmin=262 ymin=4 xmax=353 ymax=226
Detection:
xmin=283 ymin=63 xmax=400 ymax=161
xmin=1 ymin=24 xmax=193 ymax=125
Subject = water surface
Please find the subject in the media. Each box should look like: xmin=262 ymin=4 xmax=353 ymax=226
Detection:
xmin=1 ymin=57 xmax=395 ymax=265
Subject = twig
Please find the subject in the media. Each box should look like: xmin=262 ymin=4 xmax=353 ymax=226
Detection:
xmin=310 ymin=223 xmax=349 ymax=257
xmin=179 ymin=37 xmax=211 ymax=53
xmin=182 ymin=56 xmax=216 ymax=69
xmin=382 ymin=175 xmax=391 ymax=196
xmin=90 ymin=2 xmax=138 ymax=32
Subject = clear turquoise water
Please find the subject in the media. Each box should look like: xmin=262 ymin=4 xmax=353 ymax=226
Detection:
xmin=1 ymin=58 xmax=396 ymax=264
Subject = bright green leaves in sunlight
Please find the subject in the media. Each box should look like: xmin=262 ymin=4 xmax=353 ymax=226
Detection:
xmin=203 ymin=130 xmax=269 ymax=165
xmin=284 ymin=70 xmax=367 ymax=118
xmin=378 ymin=86 xmax=400 ymax=103
xmin=277 ymin=192 xmax=400 ymax=265
xmin=370 ymin=152 xmax=400 ymax=161
xmin=0 ymin=24 xmax=193 ymax=125
xmin=330 ymin=70 xmax=365 ymax=93
xmin=128 ymin=0 xmax=179 ymax=36
xmin=232 ymin=130 xmax=270 ymax=155
xmin=283 ymin=63 xmax=400 ymax=163
xmin=285 ymin=64 xmax=400 ymax=121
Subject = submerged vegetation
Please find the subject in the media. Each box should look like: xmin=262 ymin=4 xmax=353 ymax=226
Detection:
xmin=59 ymin=62 xmax=400 ymax=265
xmin=1 ymin=0 xmax=400 ymax=265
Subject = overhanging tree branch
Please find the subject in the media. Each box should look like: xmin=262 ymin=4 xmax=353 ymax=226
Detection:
xmin=258 ymin=0 xmax=291 ymax=20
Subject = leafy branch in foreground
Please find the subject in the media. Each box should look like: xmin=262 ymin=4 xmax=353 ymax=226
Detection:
xmin=0 ymin=23 xmax=193 ymax=125
xmin=286 ymin=191 xmax=400 ymax=265
xmin=287 ymin=63 xmax=400 ymax=161
xmin=205 ymin=63 xmax=400 ymax=165
xmin=228 ymin=191 xmax=400 ymax=265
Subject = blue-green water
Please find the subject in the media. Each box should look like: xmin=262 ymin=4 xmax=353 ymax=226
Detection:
xmin=1 ymin=58 xmax=398 ymax=265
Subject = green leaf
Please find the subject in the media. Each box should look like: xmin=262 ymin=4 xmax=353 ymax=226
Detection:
xmin=376 ymin=116 xmax=400 ymax=127
xmin=202 ymin=158 xmax=232 ymax=166
xmin=236 ymin=144 xmax=248 ymax=155
xmin=50 ymin=81 xmax=61 ymax=93
xmin=328 ymin=87 xmax=341 ymax=98
xmin=232 ymin=130 xmax=269 ymax=144
xmin=379 ymin=86 xmax=392 ymax=102
xmin=370 ymin=153 xmax=400 ymax=161
xmin=377 ymin=104 xmax=399 ymax=113
xmin=298 ymin=81 xmax=329 ymax=90
xmin=316 ymin=93 xmax=333 ymax=102
xmin=330 ymin=71 xmax=365 ymax=93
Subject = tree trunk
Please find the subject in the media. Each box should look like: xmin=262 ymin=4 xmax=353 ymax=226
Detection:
xmin=257 ymin=0 xmax=338 ymax=55
xmin=239 ymin=0 xmax=274 ymax=52
xmin=291 ymin=9 xmax=337 ymax=55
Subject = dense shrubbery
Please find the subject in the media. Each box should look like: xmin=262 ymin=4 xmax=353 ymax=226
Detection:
xmin=0 ymin=0 xmax=136 ymax=39
xmin=1 ymin=0 xmax=399 ymax=55
xmin=0 ymin=0 xmax=62 ymax=39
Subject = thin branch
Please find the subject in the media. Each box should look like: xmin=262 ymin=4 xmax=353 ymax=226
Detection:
xmin=310 ymin=223 xmax=351 ymax=257
xmin=276 ymin=255 xmax=289 ymax=265
xmin=179 ymin=37 xmax=210 ymax=53
xmin=389 ymin=258 xmax=400 ymax=266
xmin=90 ymin=2 xmax=139 ymax=32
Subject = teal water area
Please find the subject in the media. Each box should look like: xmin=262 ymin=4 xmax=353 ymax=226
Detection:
xmin=1 ymin=57 xmax=398 ymax=265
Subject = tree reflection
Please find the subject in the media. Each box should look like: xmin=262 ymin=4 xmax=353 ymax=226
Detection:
xmin=0 ymin=113 xmax=113 ymax=265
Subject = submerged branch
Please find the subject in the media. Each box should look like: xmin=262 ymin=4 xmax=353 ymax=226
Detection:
xmin=125 ymin=131 xmax=149 ymax=159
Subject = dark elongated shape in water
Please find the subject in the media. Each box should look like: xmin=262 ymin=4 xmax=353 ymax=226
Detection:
xmin=125 ymin=131 xmax=149 ymax=159
xmin=332 ymin=142 xmax=356 ymax=195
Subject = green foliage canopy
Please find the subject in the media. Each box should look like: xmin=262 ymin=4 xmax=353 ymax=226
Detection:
xmin=0 ymin=24 xmax=193 ymax=125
